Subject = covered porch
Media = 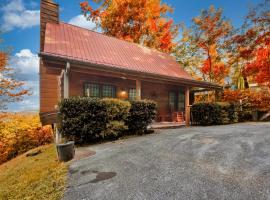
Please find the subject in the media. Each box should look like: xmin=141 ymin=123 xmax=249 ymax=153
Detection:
xmin=58 ymin=61 xmax=222 ymax=127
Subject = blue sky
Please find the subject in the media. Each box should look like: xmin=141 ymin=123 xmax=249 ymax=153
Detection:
xmin=1 ymin=0 xmax=261 ymax=112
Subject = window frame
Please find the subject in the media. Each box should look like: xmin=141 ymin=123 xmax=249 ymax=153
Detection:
xmin=84 ymin=82 xmax=117 ymax=98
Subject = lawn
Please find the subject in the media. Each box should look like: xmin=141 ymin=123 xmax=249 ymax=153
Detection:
xmin=0 ymin=144 xmax=68 ymax=200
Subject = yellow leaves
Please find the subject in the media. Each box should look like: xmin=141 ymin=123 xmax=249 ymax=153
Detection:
xmin=0 ymin=113 xmax=53 ymax=164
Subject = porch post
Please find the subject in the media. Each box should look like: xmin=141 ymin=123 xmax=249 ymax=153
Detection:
xmin=185 ymin=87 xmax=190 ymax=127
xmin=64 ymin=62 xmax=70 ymax=98
xmin=136 ymin=79 xmax=141 ymax=100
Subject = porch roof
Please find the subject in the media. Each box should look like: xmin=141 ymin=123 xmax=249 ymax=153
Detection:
xmin=41 ymin=22 xmax=221 ymax=90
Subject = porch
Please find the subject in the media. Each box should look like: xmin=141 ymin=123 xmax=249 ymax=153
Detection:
xmin=40 ymin=56 xmax=222 ymax=126
xmin=60 ymin=64 xmax=194 ymax=124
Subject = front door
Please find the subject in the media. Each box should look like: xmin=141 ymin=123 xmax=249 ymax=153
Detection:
xmin=169 ymin=91 xmax=185 ymax=112
xmin=169 ymin=92 xmax=177 ymax=112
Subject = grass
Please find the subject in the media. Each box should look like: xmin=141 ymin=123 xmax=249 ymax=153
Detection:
xmin=0 ymin=144 xmax=68 ymax=200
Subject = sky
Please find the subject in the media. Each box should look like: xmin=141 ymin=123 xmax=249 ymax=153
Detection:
xmin=0 ymin=0 xmax=262 ymax=112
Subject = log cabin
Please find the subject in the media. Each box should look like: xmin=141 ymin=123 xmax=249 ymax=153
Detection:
xmin=39 ymin=0 xmax=221 ymax=126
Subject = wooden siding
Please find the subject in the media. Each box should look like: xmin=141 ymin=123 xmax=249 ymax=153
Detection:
xmin=40 ymin=62 xmax=187 ymax=122
xmin=40 ymin=58 xmax=61 ymax=112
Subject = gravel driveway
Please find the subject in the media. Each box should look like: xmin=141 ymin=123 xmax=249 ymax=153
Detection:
xmin=64 ymin=122 xmax=270 ymax=200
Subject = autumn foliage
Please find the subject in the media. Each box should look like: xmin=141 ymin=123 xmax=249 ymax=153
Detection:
xmin=80 ymin=0 xmax=178 ymax=52
xmin=231 ymin=1 xmax=270 ymax=89
xmin=0 ymin=49 xmax=30 ymax=110
xmin=0 ymin=113 xmax=53 ymax=164
xmin=223 ymin=89 xmax=270 ymax=111
xmin=174 ymin=6 xmax=232 ymax=84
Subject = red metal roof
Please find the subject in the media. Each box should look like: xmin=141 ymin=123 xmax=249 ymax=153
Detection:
xmin=43 ymin=22 xmax=193 ymax=80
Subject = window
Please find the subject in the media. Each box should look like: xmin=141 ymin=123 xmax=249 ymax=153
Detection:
xmin=85 ymin=83 xmax=100 ymax=97
xmin=129 ymin=88 xmax=136 ymax=100
xmin=169 ymin=92 xmax=176 ymax=111
xmin=178 ymin=91 xmax=185 ymax=111
xmin=102 ymin=85 xmax=116 ymax=98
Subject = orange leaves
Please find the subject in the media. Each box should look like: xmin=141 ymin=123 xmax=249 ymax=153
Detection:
xmin=188 ymin=5 xmax=232 ymax=84
xmin=231 ymin=1 xmax=270 ymax=89
xmin=0 ymin=52 xmax=8 ymax=69
xmin=80 ymin=0 xmax=177 ymax=53
xmin=245 ymin=44 xmax=270 ymax=87
xmin=223 ymin=89 xmax=270 ymax=111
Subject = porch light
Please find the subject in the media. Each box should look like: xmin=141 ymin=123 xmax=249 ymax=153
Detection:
xmin=120 ymin=89 xmax=127 ymax=96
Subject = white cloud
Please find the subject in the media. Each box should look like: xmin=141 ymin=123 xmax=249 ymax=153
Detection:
xmin=68 ymin=15 xmax=97 ymax=30
xmin=1 ymin=0 xmax=40 ymax=31
xmin=2 ymin=0 xmax=25 ymax=12
xmin=10 ymin=49 xmax=39 ymax=75
xmin=7 ymin=49 xmax=39 ymax=112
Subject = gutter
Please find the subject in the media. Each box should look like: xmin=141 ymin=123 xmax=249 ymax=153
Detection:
xmin=39 ymin=52 xmax=222 ymax=90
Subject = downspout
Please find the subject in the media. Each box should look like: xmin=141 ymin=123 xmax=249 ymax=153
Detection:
xmin=64 ymin=62 xmax=70 ymax=98
xmin=56 ymin=62 xmax=70 ymax=144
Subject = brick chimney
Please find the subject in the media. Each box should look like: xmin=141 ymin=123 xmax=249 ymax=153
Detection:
xmin=40 ymin=0 xmax=59 ymax=51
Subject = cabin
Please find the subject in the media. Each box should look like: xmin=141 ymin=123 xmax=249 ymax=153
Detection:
xmin=39 ymin=0 xmax=221 ymax=126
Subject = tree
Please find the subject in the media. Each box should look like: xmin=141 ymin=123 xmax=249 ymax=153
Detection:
xmin=228 ymin=1 xmax=270 ymax=90
xmin=174 ymin=6 xmax=232 ymax=84
xmin=227 ymin=29 xmax=257 ymax=89
xmin=80 ymin=0 xmax=178 ymax=52
xmin=0 ymin=40 xmax=30 ymax=110
xmin=243 ymin=0 xmax=270 ymax=88
xmin=173 ymin=24 xmax=204 ymax=80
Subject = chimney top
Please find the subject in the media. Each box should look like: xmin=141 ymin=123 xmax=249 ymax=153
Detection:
xmin=40 ymin=0 xmax=59 ymax=51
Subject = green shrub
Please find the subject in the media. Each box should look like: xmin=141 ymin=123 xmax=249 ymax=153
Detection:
xmin=227 ymin=103 xmax=239 ymax=123
xmin=191 ymin=102 xmax=239 ymax=126
xmin=103 ymin=121 xmax=128 ymax=138
xmin=238 ymin=110 xmax=253 ymax=122
xmin=125 ymin=100 xmax=157 ymax=134
xmin=101 ymin=98 xmax=131 ymax=121
xmin=59 ymin=98 xmax=157 ymax=143
xmin=101 ymin=98 xmax=130 ymax=138
xmin=59 ymin=97 xmax=108 ymax=143
xmin=191 ymin=103 xmax=222 ymax=126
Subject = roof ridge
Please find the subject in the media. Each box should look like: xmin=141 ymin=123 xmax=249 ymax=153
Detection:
xmin=58 ymin=21 xmax=174 ymax=59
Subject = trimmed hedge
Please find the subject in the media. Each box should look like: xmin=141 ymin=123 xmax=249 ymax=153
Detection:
xmin=191 ymin=102 xmax=239 ymax=126
xmin=58 ymin=97 xmax=157 ymax=143
xmin=59 ymin=97 xmax=109 ymax=143
xmin=125 ymin=100 xmax=157 ymax=134
xmin=191 ymin=103 xmax=222 ymax=126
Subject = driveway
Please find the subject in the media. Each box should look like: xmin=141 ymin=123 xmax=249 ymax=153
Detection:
xmin=64 ymin=122 xmax=270 ymax=200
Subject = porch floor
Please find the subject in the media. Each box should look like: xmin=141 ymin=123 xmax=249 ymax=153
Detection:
xmin=150 ymin=121 xmax=185 ymax=129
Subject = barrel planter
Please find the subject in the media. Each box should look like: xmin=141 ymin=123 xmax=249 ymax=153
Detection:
xmin=56 ymin=141 xmax=75 ymax=162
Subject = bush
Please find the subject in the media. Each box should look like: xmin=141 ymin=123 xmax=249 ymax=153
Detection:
xmin=101 ymin=98 xmax=130 ymax=121
xmin=0 ymin=113 xmax=53 ymax=164
xmin=191 ymin=102 xmax=239 ymax=126
xmin=238 ymin=110 xmax=253 ymax=122
xmin=103 ymin=121 xmax=128 ymax=138
xmin=101 ymin=98 xmax=130 ymax=138
xmin=191 ymin=103 xmax=222 ymax=126
xmin=125 ymin=100 xmax=157 ymax=134
xmin=59 ymin=97 xmax=109 ymax=143
xmin=58 ymin=98 xmax=157 ymax=143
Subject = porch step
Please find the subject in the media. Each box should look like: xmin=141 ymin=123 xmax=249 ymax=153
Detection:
xmin=172 ymin=112 xmax=184 ymax=122
xmin=150 ymin=122 xmax=185 ymax=129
